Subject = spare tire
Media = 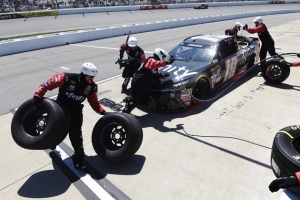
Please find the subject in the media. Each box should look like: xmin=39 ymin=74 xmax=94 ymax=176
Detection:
xmin=271 ymin=125 xmax=300 ymax=195
xmin=262 ymin=58 xmax=290 ymax=84
xmin=92 ymin=112 xmax=143 ymax=162
xmin=11 ymin=98 xmax=71 ymax=150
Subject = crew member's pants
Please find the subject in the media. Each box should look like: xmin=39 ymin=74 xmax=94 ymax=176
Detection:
xmin=122 ymin=63 xmax=140 ymax=89
xmin=260 ymin=38 xmax=277 ymax=66
xmin=68 ymin=104 xmax=84 ymax=160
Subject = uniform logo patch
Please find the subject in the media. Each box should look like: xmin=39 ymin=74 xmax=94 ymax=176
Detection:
xmin=70 ymin=80 xmax=76 ymax=84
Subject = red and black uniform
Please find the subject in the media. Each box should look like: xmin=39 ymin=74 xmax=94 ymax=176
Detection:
xmin=122 ymin=57 xmax=168 ymax=113
xmin=225 ymin=27 xmax=238 ymax=36
xmin=119 ymin=43 xmax=146 ymax=90
xmin=246 ymin=23 xmax=277 ymax=64
xmin=34 ymin=72 xmax=104 ymax=160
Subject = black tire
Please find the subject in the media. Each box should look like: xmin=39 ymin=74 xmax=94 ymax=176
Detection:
xmin=262 ymin=58 xmax=290 ymax=84
xmin=271 ymin=125 xmax=300 ymax=195
xmin=192 ymin=76 xmax=209 ymax=104
xmin=92 ymin=112 xmax=143 ymax=162
xmin=11 ymin=98 xmax=71 ymax=150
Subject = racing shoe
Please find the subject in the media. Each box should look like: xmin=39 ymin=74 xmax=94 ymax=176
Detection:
xmin=72 ymin=155 xmax=87 ymax=171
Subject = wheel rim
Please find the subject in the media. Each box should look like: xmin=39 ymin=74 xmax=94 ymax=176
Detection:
xmin=266 ymin=64 xmax=282 ymax=80
xmin=35 ymin=116 xmax=48 ymax=135
xmin=101 ymin=123 xmax=127 ymax=151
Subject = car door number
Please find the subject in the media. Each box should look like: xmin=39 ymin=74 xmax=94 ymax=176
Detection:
xmin=223 ymin=56 xmax=237 ymax=82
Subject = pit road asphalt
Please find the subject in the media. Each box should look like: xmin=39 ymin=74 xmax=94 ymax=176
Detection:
xmin=1 ymin=7 xmax=300 ymax=200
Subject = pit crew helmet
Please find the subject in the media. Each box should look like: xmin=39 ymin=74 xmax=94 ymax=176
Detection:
xmin=235 ymin=22 xmax=243 ymax=28
xmin=128 ymin=37 xmax=138 ymax=47
xmin=154 ymin=48 xmax=170 ymax=61
xmin=253 ymin=16 xmax=263 ymax=25
xmin=80 ymin=62 xmax=98 ymax=77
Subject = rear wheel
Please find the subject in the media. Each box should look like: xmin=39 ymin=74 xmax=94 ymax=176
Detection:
xmin=192 ymin=77 xmax=209 ymax=104
xmin=262 ymin=58 xmax=290 ymax=84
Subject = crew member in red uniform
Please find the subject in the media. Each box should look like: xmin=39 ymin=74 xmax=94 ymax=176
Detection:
xmin=33 ymin=62 xmax=108 ymax=170
xmin=269 ymin=172 xmax=300 ymax=192
xmin=122 ymin=48 xmax=174 ymax=114
xmin=243 ymin=16 xmax=278 ymax=68
xmin=225 ymin=22 xmax=243 ymax=36
xmin=119 ymin=36 xmax=146 ymax=93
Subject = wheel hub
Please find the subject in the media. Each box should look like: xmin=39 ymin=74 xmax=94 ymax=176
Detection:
xmin=35 ymin=116 xmax=48 ymax=132
xmin=111 ymin=128 xmax=126 ymax=146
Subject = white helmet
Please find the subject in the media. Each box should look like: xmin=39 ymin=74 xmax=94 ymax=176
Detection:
xmin=154 ymin=48 xmax=170 ymax=61
xmin=128 ymin=37 xmax=138 ymax=47
xmin=80 ymin=62 xmax=98 ymax=77
xmin=235 ymin=22 xmax=243 ymax=27
xmin=253 ymin=16 xmax=263 ymax=25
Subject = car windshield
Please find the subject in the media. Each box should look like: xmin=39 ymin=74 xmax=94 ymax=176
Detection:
xmin=169 ymin=42 xmax=216 ymax=63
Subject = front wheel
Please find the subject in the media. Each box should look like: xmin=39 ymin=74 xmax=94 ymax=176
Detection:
xmin=262 ymin=58 xmax=290 ymax=84
xmin=191 ymin=77 xmax=209 ymax=104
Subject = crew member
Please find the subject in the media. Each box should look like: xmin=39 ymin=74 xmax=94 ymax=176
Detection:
xmin=225 ymin=22 xmax=243 ymax=36
xmin=119 ymin=37 xmax=146 ymax=93
xmin=243 ymin=16 xmax=278 ymax=68
xmin=33 ymin=62 xmax=108 ymax=170
xmin=122 ymin=48 xmax=174 ymax=114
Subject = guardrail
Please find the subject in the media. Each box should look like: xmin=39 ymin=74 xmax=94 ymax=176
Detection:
xmin=1 ymin=8 xmax=300 ymax=57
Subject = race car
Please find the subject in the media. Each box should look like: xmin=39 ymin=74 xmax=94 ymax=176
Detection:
xmin=194 ymin=4 xmax=208 ymax=9
xmin=139 ymin=34 xmax=261 ymax=112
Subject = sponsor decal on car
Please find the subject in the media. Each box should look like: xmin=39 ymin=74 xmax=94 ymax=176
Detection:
xmin=211 ymin=65 xmax=222 ymax=88
xmin=180 ymin=88 xmax=192 ymax=106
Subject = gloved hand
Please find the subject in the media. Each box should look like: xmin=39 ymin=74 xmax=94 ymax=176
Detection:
xmin=166 ymin=58 xmax=175 ymax=65
xmin=243 ymin=24 xmax=248 ymax=30
xmin=269 ymin=175 xmax=299 ymax=192
xmin=100 ymin=110 xmax=110 ymax=115
xmin=33 ymin=96 xmax=43 ymax=109
xmin=158 ymin=73 xmax=170 ymax=79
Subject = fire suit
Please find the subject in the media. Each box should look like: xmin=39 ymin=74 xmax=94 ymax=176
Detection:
xmin=34 ymin=72 xmax=105 ymax=160
xmin=119 ymin=43 xmax=146 ymax=91
xmin=122 ymin=57 xmax=169 ymax=114
xmin=246 ymin=23 xmax=277 ymax=65
xmin=225 ymin=27 xmax=238 ymax=36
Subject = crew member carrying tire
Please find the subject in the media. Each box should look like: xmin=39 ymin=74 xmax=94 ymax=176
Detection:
xmin=243 ymin=16 xmax=278 ymax=70
xmin=33 ymin=62 xmax=108 ymax=170
xmin=225 ymin=22 xmax=243 ymax=36
xmin=119 ymin=37 xmax=146 ymax=93
xmin=122 ymin=48 xmax=174 ymax=114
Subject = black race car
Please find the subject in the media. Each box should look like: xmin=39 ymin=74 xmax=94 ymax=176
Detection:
xmin=139 ymin=34 xmax=261 ymax=112
xmin=194 ymin=4 xmax=208 ymax=9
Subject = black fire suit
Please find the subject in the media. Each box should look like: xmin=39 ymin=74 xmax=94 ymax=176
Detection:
xmin=119 ymin=43 xmax=146 ymax=91
xmin=246 ymin=23 xmax=277 ymax=65
xmin=34 ymin=73 xmax=105 ymax=162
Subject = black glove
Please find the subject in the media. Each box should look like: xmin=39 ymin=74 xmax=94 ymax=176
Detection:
xmin=166 ymin=58 xmax=175 ymax=65
xmin=243 ymin=24 xmax=248 ymax=30
xmin=269 ymin=175 xmax=299 ymax=192
xmin=100 ymin=110 xmax=110 ymax=115
xmin=33 ymin=96 xmax=43 ymax=109
xmin=158 ymin=73 xmax=170 ymax=79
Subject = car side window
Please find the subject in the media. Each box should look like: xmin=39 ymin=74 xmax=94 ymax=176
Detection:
xmin=218 ymin=41 xmax=238 ymax=59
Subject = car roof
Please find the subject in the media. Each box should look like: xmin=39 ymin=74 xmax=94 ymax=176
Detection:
xmin=183 ymin=35 xmax=232 ymax=45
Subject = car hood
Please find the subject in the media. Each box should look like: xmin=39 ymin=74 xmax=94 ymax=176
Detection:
xmin=158 ymin=61 xmax=210 ymax=88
